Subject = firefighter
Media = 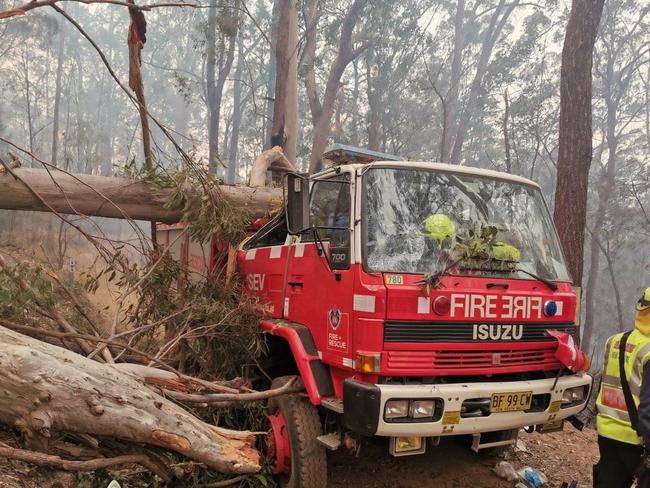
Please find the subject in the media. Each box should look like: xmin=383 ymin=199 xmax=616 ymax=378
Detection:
xmin=594 ymin=287 xmax=650 ymax=488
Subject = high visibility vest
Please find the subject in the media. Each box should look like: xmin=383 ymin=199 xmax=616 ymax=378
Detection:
xmin=596 ymin=330 xmax=650 ymax=445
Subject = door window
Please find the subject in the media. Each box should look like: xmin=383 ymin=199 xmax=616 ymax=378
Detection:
xmin=308 ymin=174 xmax=351 ymax=247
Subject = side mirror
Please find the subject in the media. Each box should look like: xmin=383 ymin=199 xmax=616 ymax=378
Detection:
xmin=285 ymin=173 xmax=310 ymax=234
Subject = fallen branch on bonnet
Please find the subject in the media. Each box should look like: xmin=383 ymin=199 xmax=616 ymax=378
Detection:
xmin=0 ymin=324 xmax=264 ymax=475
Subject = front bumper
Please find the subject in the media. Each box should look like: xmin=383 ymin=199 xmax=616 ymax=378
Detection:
xmin=343 ymin=373 xmax=592 ymax=437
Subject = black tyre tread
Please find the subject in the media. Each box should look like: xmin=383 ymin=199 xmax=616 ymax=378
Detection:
xmin=270 ymin=376 xmax=327 ymax=488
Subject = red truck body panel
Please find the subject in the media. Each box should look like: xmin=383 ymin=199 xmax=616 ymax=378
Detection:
xmin=237 ymin=239 xmax=576 ymax=401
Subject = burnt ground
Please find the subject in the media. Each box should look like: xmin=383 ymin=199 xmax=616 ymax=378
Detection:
xmin=0 ymin=424 xmax=598 ymax=488
xmin=328 ymin=423 xmax=598 ymax=488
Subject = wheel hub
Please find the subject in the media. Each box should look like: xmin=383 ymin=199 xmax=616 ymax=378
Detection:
xmin=266 ymin=409 xmax=291 ymax=474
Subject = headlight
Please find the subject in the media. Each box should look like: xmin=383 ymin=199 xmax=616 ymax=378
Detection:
xmin=385 ymin=400 xmax=409 ymax=419
xmin=409 ymin=400 xmax=435 ymax=419
xmin=562 ymin=386 xmax=587 ymax=404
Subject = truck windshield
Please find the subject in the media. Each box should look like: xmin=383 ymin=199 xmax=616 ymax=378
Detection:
xmin=363 ymin=167 xmax=571 ymax=282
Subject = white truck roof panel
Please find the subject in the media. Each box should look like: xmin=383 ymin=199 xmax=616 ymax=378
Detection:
xmin=333 ymin=161 xmax=540 ymax=188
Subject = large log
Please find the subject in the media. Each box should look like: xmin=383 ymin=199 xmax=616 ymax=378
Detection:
xmin=0 ymin=325 xmax=260 ymax=474
xmin=0 ymin=167 xmax=282 ymax=223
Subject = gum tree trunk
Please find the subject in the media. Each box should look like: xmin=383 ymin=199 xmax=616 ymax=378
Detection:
xmin=0 ymin=325 xmax=260 ymax=473
xmin=0 ymin=167 xmax=282 ymax=222
xmin=553 ymin=0 xmax=605 ymax=287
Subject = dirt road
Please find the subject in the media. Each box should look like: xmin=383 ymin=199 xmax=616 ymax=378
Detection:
xmin=329 ymin=424 xmax=598 ymax=488
xmin=0 ymin=424 xmax=598 ymax=487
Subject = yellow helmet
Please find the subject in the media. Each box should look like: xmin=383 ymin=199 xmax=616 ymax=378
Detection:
xmin=491 ymin=241 xmax=521 ymax=262
xmin=637 ymin=287 xmax=650 ymax=312
xmin=423 ymin=214 xmax=455 ymax=243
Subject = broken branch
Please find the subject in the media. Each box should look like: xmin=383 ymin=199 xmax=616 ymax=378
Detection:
xmin=0 ymin=0 xmax=198 ymax=19
xmin=0 ymin=445 xmax=173 ymax=482
xmin=160 ymin=376 xmax=301 ymax=405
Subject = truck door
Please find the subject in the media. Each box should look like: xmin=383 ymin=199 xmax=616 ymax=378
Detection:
xmin=284 ymin=173 xmax=355 ymax=369
xmin=239 ymin=215 xmax=291 ymax=319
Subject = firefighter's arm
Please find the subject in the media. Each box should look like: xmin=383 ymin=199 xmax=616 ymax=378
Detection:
xmin=640 ymin=360 xmax=650 ymax=446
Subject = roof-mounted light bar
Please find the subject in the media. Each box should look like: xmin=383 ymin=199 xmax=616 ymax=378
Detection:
xmin=322 ymin=143 xmax=402 ymax=166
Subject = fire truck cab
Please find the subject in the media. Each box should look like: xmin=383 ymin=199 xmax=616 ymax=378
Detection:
xmin=237 ymin=147 xmax=592 ymax=487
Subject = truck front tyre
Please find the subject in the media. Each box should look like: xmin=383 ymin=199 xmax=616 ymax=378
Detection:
xmin=267 ymin=376 xmax=327 ymax=488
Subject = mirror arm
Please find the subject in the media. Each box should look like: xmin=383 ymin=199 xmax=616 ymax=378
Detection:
xmin=311 ymin=228 xmax=333 ymax=272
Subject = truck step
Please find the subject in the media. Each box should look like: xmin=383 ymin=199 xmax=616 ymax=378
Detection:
xmin=321 ymin=397 xmax=344 ymax=413
xmin=471 ymin=433 xmax=516 ymax=453
xmin=317 ymin=433 xmax=341 ymax=451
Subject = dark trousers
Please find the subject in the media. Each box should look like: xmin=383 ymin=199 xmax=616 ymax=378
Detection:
xmin=593 ymin=435 xmax=644 ymax=488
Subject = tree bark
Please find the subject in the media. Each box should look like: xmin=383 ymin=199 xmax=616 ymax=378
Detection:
xmin=583 ymin=107 xmax=618 ymax=349
xmin=51 ymin=20 xmax=66 ymax=167
xmin=206 ymin=0 xmax=219 ymax=172
xmin=207 ymin=0 xmax=238 ymax=175
xmin=0 ymin=325 xmax=260 ymax=473
xmin=553 ymin=0 xmax=605 ymax=287
xmin=284 ymin=0 xmax=298 ymax=165
xmin=0 ymin=167 xmax=282 ymax=222
xmin=502 ymin=89 xmax=512 ymax=173
xmin=127 ymin=0 xmax=158 ymax=244
xmin=449 ymin=0 xmax=520 ymax=164
xmin=23 ymin=46 xmax=35 ymax=166
xmin=441 ymin=0 xmax=465 ymax=163
xmin=270 ymin=0 xmax=298 ymax=165
xmin=226 ymin=34 xmax=244 ymax=184
xmin=263 ymin=0 xmax=280 ymax=150
xmin=305 ymin=0 xmax=367 ymax=173
xmin=365 ymin=48 xmax=382 ymax=152
xmin=581 ymin=0 xmax=646 ymax=348
xmin=127 ymin=0 xmax=152 ymax=170
xmin=248 ymin=146 xmax=293 ymax=187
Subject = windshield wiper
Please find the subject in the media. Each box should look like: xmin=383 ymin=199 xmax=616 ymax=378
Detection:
xmin=514 ymin=268 xmax=558 ymax=291
xmin=416 ymin=255 xmax=469 ymax=288
xmin=419 ymin=252 xmax=559 ymax=292
xmin=458 ymin=264 xmax=558 ymax=291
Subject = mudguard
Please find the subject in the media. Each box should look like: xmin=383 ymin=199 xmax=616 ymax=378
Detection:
xmin=260 ymin=319 xmax=334 ymax=405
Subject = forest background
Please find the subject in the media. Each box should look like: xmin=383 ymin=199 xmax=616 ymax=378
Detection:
xmin=1 ymin=0 xmax=649 ymax=363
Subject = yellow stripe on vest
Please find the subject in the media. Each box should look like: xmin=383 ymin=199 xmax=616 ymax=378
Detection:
xmin=596 ymin=330 xmax=650 ymax=446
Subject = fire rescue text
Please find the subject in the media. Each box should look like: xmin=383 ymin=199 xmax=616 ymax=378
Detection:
xmin=450 ymin=293 xmax=547 ymax=319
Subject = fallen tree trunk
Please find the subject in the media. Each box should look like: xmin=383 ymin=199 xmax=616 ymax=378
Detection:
xmin=0 ymin=325 xmax=260 ymax=474
xmin=0 ymin=167 xmax=282 ymax=223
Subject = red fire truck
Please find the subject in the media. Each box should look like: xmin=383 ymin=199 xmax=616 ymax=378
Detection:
xmin=161 ymin=146 xmax=593 ymax=487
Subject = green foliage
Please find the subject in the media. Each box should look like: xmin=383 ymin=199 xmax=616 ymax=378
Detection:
xmin=419 ymin=224 xmax=520 ymax=287
xmin=121 ymin=159 xmax=251 ymax=244
xmin=453 ymin=224 xmax=500 ymax=262
xmin=114 ymin=158 xmax=262 ymax=379
xmin=450 ymin=225 xmax=519 ymax=267
xmin=0 ymin=259 xmax=91 ymax=333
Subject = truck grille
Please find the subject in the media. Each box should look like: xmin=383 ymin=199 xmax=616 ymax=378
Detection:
xmin=384 ymin=346 xmax=561 ymax=375
xmin=384 ymin=321 xmax=575 ymax=343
